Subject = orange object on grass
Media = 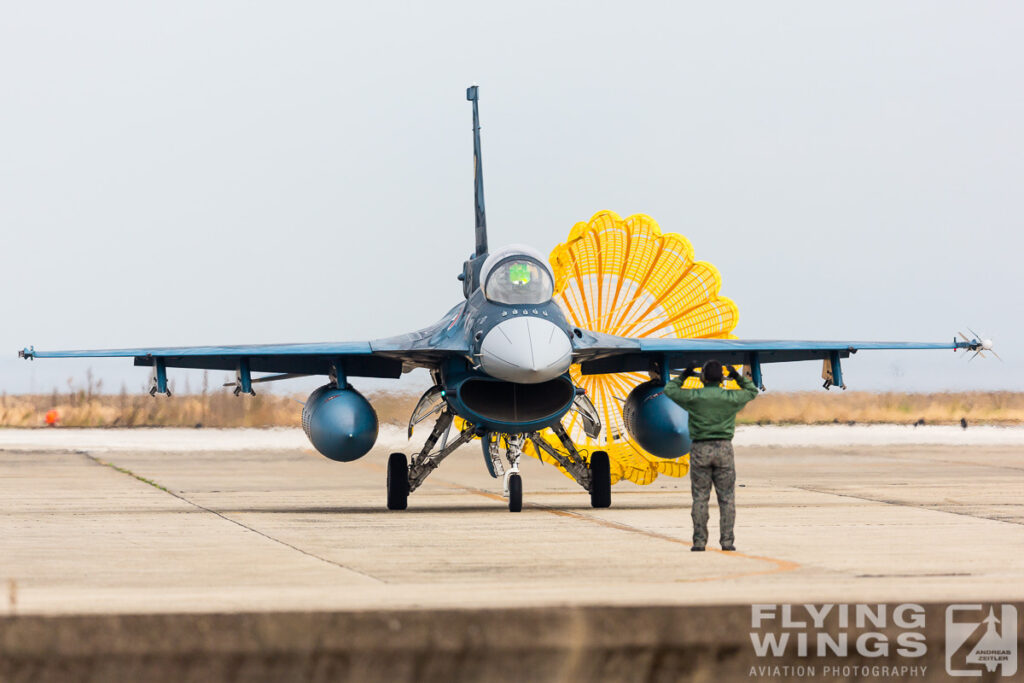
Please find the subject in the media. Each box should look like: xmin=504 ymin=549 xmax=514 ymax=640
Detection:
xmin=44 ymin=410 xmax=59 ymax=426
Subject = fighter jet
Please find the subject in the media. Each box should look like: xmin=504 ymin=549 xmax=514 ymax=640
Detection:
xmin=19 ymin=86 xmax=985 ymax=512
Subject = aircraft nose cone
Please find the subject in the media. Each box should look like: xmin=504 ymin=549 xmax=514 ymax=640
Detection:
xmin=479 ymin=317 xmax=572 ymax=384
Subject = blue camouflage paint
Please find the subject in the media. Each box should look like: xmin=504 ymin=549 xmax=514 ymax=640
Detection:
xmin=20 ymin=341 xmax=376 ymax=358
xmin=441 ymin=359 xmax=576 ymax=433
xmin=829 ymin=350 xmax=844 ymax=388
xmin=236 ymin=357 xmax=253 ymax=394
xmin=750 ymin=351 xmax=763 ymax=390
xmin=578 ymin=337 xmax=974 ymax=375
xmin=301 ymin=385 xmax=379 ymax=462
xmin=622 ymin=380 xmax=692 ymax=459
xmin=153 ymin=358 xmax=168 ymax=394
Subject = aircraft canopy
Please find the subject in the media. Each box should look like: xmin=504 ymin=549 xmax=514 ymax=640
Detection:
xmin=480 ymin=245 xmax=554 ymax=305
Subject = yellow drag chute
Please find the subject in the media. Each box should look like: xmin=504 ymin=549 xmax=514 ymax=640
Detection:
xmin=527 ymin=211 xmax=740 ymax=485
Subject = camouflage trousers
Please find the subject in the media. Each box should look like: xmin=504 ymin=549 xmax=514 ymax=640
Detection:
xmin=689 ymin=439 xmax=736 ymax=547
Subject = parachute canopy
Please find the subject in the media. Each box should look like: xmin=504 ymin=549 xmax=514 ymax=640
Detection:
xmin=529 ymin=211 xmax=740 ymax=485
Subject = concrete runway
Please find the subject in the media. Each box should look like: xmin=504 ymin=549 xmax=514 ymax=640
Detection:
xmin=2 ymin=435 xmax=1023 ymax=615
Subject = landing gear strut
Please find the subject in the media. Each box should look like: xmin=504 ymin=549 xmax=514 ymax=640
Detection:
xmin=483 ymin=433 xmax=527 ymax=512
xmin=408 ymin=414 xmax=475 ymax=493
xmin=389 ymin=411 xmax=612 ymax=511
xmin=386 ymin=408 xmax=476 ymax=510
xmin=499 ymin=434 xmax=525 ymax=513
xmin=527 ymin=424 xmax=613 ymax=509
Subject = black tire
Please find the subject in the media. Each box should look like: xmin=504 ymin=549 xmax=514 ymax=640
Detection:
xmin=589 ymin=451 xmax=611 ymax=508
xmin=508 ymin=473 xmax=523 ymax=513
xmin=387 ymin=452 xmax=409 ymax=510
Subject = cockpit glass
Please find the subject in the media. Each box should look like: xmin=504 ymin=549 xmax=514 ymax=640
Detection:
xmin=484 ymin=259 xmax=553 ymax=305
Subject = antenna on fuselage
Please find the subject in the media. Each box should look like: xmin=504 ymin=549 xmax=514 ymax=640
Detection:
xmin=467 ymin=85 xmax=488 ymax=258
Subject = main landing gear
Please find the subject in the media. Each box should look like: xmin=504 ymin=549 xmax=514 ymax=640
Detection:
xmin=387 ymin=412 xmax=613 ymax=512
xmin=588 ymin=451 xmax=611 ymax=508
xmin=527 ymin=423 xmax=612 ymax=509
xmin=386 ymin=408 xmax=475 ymax=511
xmin=386 ymin=452 xmax=409 ymax=510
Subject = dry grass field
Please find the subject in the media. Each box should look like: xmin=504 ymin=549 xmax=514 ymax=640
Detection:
xmin=1 ymin=386 xmax=1021 ymax=428
xmin=0 ymin=389 xmax=420 ymax=429
xmin=737 ymin=391 xmax=1024 ymax=426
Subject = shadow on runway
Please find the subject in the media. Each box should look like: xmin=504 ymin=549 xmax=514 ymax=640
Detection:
xmin=219 ymin=501 xmax=685 ymax=515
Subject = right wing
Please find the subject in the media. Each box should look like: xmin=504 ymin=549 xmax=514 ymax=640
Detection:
xmin=21 ymin=341 xmax=403 ymax=377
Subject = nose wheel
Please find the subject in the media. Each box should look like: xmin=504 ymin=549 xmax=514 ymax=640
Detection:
xmin=497 ymin=434 xmax=526 ymax=512
xmin=506 ymin=472 xmax=523 ymax=512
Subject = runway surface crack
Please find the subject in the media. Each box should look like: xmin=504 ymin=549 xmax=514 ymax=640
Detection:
xmin=795 ymin=485 xmax=1024 ymax=527
xmin=81 ymin=452 xmax=385 ymax=583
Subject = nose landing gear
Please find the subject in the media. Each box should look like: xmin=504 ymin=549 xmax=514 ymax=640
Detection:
xmin=499 ymin=435 xmax=525 ymax=512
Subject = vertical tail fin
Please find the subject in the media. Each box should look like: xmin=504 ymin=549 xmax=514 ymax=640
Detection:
xmin=467 ymin=85 xmax=488 ymax=257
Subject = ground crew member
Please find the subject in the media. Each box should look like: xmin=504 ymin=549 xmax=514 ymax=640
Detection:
xmin=663 ymin=359 xmax=758 ymax=552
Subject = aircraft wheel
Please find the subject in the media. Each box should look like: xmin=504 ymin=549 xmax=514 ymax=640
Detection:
xmin=508 ymin=473 xmax=523 ymax=513
xmin=387 ymin=452 xmax=409 ymax=510
xmin=589 ymin=451 xmax=611 ymax=508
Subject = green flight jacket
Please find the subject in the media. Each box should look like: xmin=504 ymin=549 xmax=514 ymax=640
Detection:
xmin=663 ymin=375 xmax=759 ymax=442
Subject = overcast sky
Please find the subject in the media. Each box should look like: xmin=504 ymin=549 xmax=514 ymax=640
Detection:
xmin=1 ymin=2 xmax=1021 ymax=396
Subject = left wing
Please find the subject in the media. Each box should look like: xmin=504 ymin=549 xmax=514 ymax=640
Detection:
xmin=572 ymin=332 xmax=978 ymax=386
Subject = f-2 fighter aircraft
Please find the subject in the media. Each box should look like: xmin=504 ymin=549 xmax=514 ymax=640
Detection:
xmin=19 ymin=86 xmax=985 ymax=512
